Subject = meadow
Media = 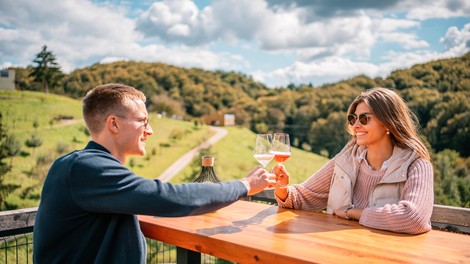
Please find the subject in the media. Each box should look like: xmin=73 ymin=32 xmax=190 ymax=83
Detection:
xmin=0 ymin=90 xmax=329 ymax=209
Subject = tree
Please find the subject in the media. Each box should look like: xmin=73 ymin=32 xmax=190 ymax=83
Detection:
xmin=308 ymin=111 xmax=350 ymax=158
xmin=4 ymin=134 xmax=21 ymax=166
xmin=30 ymin=45 xmax=64 ymax=93
xmin=25 ymin=133 xmax=43 ymax=156
xmin=425 ymin=92 xmax=470 ymax=157
xmin=0 ymin=113 xmax=21 ymax=210
xmin=433 ymin=149 xmax=470 ymax=207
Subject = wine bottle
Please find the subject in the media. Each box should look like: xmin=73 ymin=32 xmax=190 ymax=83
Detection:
xmin=193 ymin=156 xmax=221 ymax=183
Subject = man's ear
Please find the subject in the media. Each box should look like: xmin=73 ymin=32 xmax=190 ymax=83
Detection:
xmin=107 ymin=116 xmax=119 ymax=133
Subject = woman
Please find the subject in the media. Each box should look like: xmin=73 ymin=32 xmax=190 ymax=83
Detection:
xmin=273 ymin=87 xmax=434 ymax=234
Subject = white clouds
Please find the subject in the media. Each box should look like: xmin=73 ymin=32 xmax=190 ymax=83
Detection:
xmin=136 ymin=0 xmax=267 ymax=45
xmin=256 ymin=21 xmax=470 ymax=88
xmin=440 ymin=23 xmax=470 ymax=54
xmin=373 ymin=18 xmax=428 ymax=50
xmin=373 ymin=18 xmax=421 ymax=32
xmin=258 ymin=10 xmax=375 ymax=52
xmin=253 ymin=57 xmax=380 ymax=87
xmin=0 ymin=0 xmax=139 ymax=72
xmin=167 ymin=24 xmax=191 ymax=36
xmin=137 ymin=0 xmax=200 ymax=39
xmin=379 ymin=32 xmax=429 ymax=49
xmin=403 ymin=0 xmax=470 ymax=20
xmin=0 ymin=0 xmax=469 ymax=88
xmin=136 ymin=0 xmax=378 ymax=54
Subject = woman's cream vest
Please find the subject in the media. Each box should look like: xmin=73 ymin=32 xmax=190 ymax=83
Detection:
xmin=326 ymin=141 xmax=419 ymax=214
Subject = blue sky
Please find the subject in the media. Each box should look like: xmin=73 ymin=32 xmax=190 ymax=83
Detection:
xmin=1 ymin=0 xmax=469 ymax=87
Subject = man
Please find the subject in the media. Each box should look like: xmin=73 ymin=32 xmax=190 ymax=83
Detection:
xmin=33 ymin=83 xmax=276 ymax=263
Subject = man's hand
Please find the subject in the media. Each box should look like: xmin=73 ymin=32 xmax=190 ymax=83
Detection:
xmin=240 ymin=166 xmax=277 ymax=195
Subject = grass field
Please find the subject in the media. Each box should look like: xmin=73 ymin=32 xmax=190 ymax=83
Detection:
xmin=0 ymin=90 xmax=329 ymax=210
xmin=172 ymin=126 xmax=330 ymax=184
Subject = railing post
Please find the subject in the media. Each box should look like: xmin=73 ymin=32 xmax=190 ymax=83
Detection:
xmin=176 ymin=246 xmax=201 ymax=264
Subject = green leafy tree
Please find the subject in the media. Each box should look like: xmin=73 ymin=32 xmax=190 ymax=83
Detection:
xmin=425 ymin=92 xmax=470 ymax=156
xmin=30 ymin=45 xmax=64 ymax=93
xmin=401 ymin=88 xmax=441 ymax=128
xmin=308 ymin=111 xmax=350 ymax=158
xmin=433 ymin=149 xmax=470 ymax=207
xmin=4 ymin=134 xmax=21 ymax=166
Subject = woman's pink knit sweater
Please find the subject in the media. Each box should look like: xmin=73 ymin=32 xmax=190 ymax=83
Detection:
xmin=275 ymin=157 xmax=434 ymax=234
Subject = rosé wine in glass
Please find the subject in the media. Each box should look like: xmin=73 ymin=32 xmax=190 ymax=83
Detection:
xmin=272 ymin=133 xmax=291 ymax=166
xmin=272 ymin=151 xmax=291 ymax=164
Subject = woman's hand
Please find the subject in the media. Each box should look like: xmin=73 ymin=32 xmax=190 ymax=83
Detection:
xmin=270 ymin=165 xmax=290 ymax=201
xmin=271 ymin=165 xmax=290 ymax=187
xmin=333 ymin=205 xmax=363 ymax=221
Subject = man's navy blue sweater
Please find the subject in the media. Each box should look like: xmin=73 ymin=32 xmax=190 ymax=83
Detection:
xmin=33 ymin=141 xmax=247 ymax=263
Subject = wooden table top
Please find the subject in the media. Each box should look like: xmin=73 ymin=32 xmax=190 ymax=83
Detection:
xmin=139 ymin=200 xmax=470 ymax=264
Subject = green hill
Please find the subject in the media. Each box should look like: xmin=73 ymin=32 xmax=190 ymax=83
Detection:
xmin=6 ymin=52 xmax=470 ymax=208
xmin=0 ymin=90 xmax=328 ymax=210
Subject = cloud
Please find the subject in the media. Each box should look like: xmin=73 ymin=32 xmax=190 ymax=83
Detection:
xmin=266 ymin=0 xmax=470 ymax=21
xmin=99 ymin=43 xmax=250 ymax=72
xmin=136 ymin=0 xmax=380 ymax=53
xmin=440 ymin=23 xmax=470 ymax=54
xmin=0 ymin=0 xmax=469 ymax=89
xmin=136 ymin=0 xmax=202 ymax=42
xmin=136 ymin=0 xmax=267 ymax=45
xmin=379 ymin=32 xmax=429 ymax=49
xmin=403 ymin=0 xmax=470 ymax=20
xmin=253 ymin=57 xmax=380 ymax=87
xmin=265 ymin=0 xmax=402 ymax=20
xmin=254 ymin=22 xmax=470 ymax=87
xmin=133 ymin=0 xmax=429 ymax=61
xmin=0 ymin=0 xmax=139 ymax=72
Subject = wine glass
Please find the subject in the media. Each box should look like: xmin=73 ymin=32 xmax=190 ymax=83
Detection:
xmin=272 ymin=133 xmax=291 ymax=166
xmin=253 ymin=134 xmax=274 ymax=169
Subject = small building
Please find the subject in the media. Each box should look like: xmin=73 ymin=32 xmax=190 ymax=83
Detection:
xmin=223 ymin=114 xmax=235 ymax=126
xmin=202 ymin=113 xmax=236 ymax=127
xmin=0 ymin=69 xmax=15 ymax=90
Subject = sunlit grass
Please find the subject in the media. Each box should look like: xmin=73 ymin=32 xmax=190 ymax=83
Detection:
xmin=172 ymin=126 xmax=329 ymax=184
xmin=0 ymin=90 xmax=83 ymax=132
xmin=129 ymin=117 xmax=214 ymax=179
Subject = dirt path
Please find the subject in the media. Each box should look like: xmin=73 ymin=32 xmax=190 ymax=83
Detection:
xmin=157 ymin=126 xmax=228 ymax=182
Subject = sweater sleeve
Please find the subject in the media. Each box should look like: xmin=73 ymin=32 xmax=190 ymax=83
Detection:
xmin=276 ymin=158 xmax=334 ymax=211
xmin=70 ymin=151 xmax=247 ymax=217
xmin=359 ymin=159 xmax=434 ymax=234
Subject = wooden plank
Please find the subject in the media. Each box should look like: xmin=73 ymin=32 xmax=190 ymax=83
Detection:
xmin=0 ymin=207 xmax=37 ymax=232
xmin=431 ymin=204 xmax=470 ymax=226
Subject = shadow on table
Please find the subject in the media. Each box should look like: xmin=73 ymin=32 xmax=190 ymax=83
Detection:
xmin=195 ymin=205 xmax=408 ymax=236
xmin=195 ymin=206 xmax=278 ymax=236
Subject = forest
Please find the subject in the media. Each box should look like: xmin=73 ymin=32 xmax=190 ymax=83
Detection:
xmin=8 ymin=51 xmax=470 ymax=208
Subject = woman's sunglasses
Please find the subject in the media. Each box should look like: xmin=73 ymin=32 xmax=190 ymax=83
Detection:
xmin=348 ymin=113 xmax=372 ymax=126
